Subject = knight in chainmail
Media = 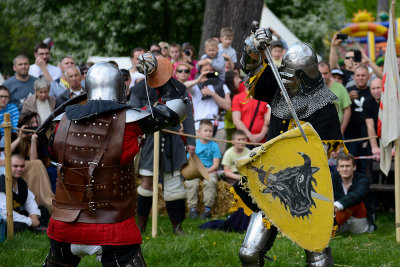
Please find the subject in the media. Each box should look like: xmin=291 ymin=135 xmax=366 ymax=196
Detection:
xmin=232 ymin=28 xmax=345 ymax=267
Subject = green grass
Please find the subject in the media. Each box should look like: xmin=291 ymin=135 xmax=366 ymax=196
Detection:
xmin=0 ymin=212 xmax=399 ymax=266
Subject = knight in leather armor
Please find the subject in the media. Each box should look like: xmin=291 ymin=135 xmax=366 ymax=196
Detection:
xmin=43 ymin=53 xmax=187 ymax=267
xmin=233 ymin=28 xmax=346 ymax=267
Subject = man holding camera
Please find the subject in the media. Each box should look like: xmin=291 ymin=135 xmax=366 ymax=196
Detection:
xmin=189 ymin=63 xmax=231 ymax=154
xmin=329 ymin=33 xmax=358 ymax=86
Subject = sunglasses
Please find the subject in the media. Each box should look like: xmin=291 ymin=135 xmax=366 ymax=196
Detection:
xmin=177 ymin=69 xmax=190 ymax=74
xmin=345 ymin=56 xmax=354 ymax=60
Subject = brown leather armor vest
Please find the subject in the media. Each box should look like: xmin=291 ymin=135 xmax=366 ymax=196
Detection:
xmin=52 ymin=109 xmax=136 ymax=223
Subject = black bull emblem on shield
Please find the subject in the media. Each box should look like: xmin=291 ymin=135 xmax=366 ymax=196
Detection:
xmin=251 ymin=152 xmax=329 ymax=218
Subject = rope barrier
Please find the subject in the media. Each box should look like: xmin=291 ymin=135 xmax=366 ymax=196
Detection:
xmin=161 ymin=129 xmax=262 ymax=146
xmin=343 ymin=136 xmax=378 ymax=143
xmin=0 ymin=124 xmax=37 ymax=133
xmin=161 ymin=129 xmax=378 ymax=146
xmin=0 ymin=122 xmax=379 ymax=145
xmin=11 ymin=127 xmax=36 ymax=133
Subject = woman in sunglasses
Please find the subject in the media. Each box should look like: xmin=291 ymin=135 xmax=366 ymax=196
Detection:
xmin=175 ymin=62 xmax=207 ymax=91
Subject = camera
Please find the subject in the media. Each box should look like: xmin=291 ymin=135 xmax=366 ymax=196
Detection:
xmin=336 ymin=33 xmax=348 ymax=41
xmin=206 ymin=72 xmax=219 ymax=79
xmin=354 ymin=50 xmax=362 ymax=63
xmin=184 ymin=49 xmax=191 ymax=57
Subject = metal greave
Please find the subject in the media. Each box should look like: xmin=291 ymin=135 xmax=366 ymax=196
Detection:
xmin=239 ymin=211 xmax=278 ymax=267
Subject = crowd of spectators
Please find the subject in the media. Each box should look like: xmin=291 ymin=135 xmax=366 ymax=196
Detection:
xmin=0 ymin=26 xmax=394 ymax=235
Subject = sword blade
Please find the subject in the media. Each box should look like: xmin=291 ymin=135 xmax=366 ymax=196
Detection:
xmin=311 ymin=191 xmax=331 ymax=202
xmin=262 ymin=48 xmax=308 ymax=143
xmin=143 ymin=64 xmax=154 ymax=118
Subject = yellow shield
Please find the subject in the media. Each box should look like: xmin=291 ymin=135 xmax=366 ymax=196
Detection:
xmin=236 ymin=123 xmax=334 ymax=252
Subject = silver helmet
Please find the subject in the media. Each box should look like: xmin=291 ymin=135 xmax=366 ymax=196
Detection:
xmin=85 ymin=62 xmax=126 ymax=103
xmin=278 ymin=42 xmax=323 ymax=96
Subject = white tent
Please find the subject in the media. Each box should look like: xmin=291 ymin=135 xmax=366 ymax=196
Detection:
xmin=87 ymin=56 xmax=132 ymax=70
xmin=260 ymin=5 xmax=301 ymax=47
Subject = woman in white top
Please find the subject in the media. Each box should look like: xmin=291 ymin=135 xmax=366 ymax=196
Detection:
xmin=21 ymin=77 xmax=56 ymax=126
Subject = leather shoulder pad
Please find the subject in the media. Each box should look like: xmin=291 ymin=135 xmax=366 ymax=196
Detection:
xmin=126 ymin=108 xmax=151 ymax=123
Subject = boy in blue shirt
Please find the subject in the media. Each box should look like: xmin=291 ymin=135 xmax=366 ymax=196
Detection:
xmin=185 ymin=119 xmax=221 ymax=219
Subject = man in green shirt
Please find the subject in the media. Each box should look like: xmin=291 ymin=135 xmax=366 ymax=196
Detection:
xmin=319 ymin=61 xmax=352 ymax=135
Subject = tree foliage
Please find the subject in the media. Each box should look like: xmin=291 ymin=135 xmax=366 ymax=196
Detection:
xmin=266 ymin=0 xmax=346 ymax=56
xmin=0 ymin=0 xmax=204 ymax=75
xmin=0 ymin=2 xmax=38 ymax=75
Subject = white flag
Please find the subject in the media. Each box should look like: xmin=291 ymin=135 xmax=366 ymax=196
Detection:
xmin=379 ymin=7 xmax=400 ymax=175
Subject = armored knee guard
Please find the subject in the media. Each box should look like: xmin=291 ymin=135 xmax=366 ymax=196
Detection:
xmin=304 ymin=247 xmax=334 ymax=267
xmin=239 ymin=211 xmax=278 ymax=267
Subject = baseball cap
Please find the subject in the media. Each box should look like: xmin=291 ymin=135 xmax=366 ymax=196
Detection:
xmin=331 ymin=69 xmax=344 ymax=76
xmin=270 ymin=40 xmax=284 ymax=49
xmin=376 ymin=57 xmax=384 ymax=67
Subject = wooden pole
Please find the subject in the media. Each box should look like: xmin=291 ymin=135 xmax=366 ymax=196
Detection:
xmin=391 ymin=1 xmax=397 ymax=37
xmin=389 ymin=0 xmax=400 ymax=242
xmin=395 ymin=139 xmax=400 ymax=242
xmin=152 ymin=131 xmax=160 ymax=238
xmin=3 ymin=113 xmax=13 ymax=240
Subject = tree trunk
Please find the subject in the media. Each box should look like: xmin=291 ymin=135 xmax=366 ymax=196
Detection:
xmin=198 ymin=0 xmax=264 ymax=62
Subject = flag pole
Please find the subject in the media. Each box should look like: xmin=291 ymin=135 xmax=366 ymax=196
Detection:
xmin=390 ymin=0 xmax=400 ymax=242
xmin=395 ymin=139 xmax=400 ymax=242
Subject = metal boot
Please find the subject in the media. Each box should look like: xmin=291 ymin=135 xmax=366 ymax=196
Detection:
xmin=304 ymin=247 xmax=334 ymax=267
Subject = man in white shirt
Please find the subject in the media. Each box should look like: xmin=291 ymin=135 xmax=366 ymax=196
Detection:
xmin=28 ymin=42 xmax=61 ymax=82
xmin=189 ymin=63 xmax=231 ymax=153
xmin=0 ymin=154 xmax=49 ymax=232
